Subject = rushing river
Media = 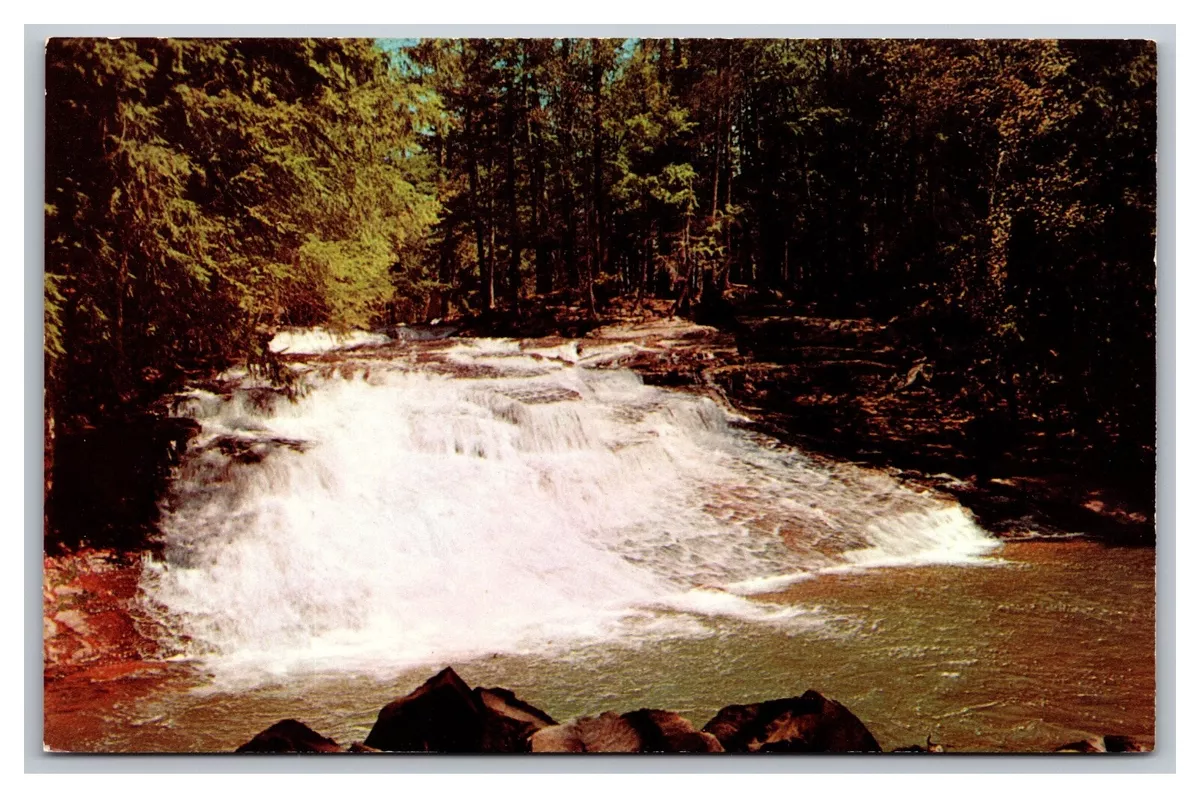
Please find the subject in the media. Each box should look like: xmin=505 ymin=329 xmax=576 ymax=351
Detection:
xmin=42 ymin=323 xmax=1156 ymax=753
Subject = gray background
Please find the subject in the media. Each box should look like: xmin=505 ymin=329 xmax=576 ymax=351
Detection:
xmin=25 ymin=22 xmax=1176 ymax=774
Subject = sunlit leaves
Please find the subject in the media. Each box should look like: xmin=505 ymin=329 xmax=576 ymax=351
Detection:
xmin=45 ymin=36 xmax=441 ymax=424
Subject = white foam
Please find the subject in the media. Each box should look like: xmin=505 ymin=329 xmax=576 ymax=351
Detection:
xmin=722 ymin=571 xmax=816 ymax=596
xmin=652 ymin=588 xmax=817 ymax=626
xmin=142 ymin=339 xmax=1001 ymax=683
xmin=838 ymin=506 xmax=1003 ymax=569
xmin=269 ymin=328 xmax=391 ymax=355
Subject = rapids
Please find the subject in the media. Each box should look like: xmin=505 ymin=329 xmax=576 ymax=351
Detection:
xmin=137 ymin=326 xmax=1000 ymax=686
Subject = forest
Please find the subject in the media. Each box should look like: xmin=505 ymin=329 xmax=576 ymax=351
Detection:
xmin=43 ymin=37 xmax=1157 ymax=545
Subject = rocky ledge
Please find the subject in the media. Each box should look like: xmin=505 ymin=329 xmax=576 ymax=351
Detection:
xmin=235 ymin=667 xmax=1148 ymax=755
xmin=575 ymin=314 xmax=1153 ymax=546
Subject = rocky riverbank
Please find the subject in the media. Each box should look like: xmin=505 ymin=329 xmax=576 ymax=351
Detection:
xmin=235 ymin=666 xmax=1148 ymax=755
xmin=490 ymin=300 xmax=1154 ymax=546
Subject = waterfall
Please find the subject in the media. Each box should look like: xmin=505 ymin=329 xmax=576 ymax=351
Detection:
xmin=139 ymin=333 xmax=999 ymax=681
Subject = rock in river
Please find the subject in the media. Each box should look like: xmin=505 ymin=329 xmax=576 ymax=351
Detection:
xmin=362 ymin=667 xmax=555 ymax=753
xmin=530 ymin=709 xmax=723 ymax=753
xmin=236 ymin=719 xmax=344 ymax=753
xmin=476 ymin=685 xmax=559 ymax=752
xmin=702 ymin=690 xmax=882 ymax=753
xmin=530 ymin=712 xmax=641 ymax=753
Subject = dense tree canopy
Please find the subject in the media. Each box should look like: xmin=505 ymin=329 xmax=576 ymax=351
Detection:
xmin=393 ymin=37 xmax=1154 ymax=464
xmin=46 ymin=38 xmax=438 ymax=421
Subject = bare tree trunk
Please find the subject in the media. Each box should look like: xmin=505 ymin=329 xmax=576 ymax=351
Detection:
xmin=672 ymin=207 xmax=695 ymax=317
xmin=530 ymin=70 xmax=553 ymax=295
xmin=721 ymin=46 xmax=735 ymax=291
xmin=711 ymin=103 xmax=723 ymax=223
xmin=585 ymin=39 xmax=604 ymax=317
xmin=637 ymin=214 xmax=651 ymax=306
xmin=465 ymin=110 xmax=488 ymax=310
xmin=504 ymin=66 xmax=522 ymax=310
xmin=114 ymin=250 xmax=129 ymax=395
xmin=485 ymin=119 xmax=497 ymax=310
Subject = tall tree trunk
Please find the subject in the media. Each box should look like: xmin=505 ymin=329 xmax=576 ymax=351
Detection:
xmin=557 ymin=39 xmax=580 ymax=293
xmin=711 ymin=104 xmax=723 ymax=222
xmin=530 ymin=71 xmax=553 ymax=295
xmin=485 ymin=119 xmax=497 ymax=310
xmin=672 ymin=206 xmax=695 ymax=316
xmin=721 ymin=46 xmax=736 ymax=290
xmin=978 ymin=148 xmax=1011 ymax=322
xmin=585 ymin=39 xmax=603 ymax=316
xmin=114 ymin=250 xmax=129 ymax=395
xmin=559 ymin=155 xmax=578 ymax=291
xmin=465 ymin=110 xmax=489 ymax=310
xmin=504 ymin=66 xmax=522 ymax=310
xmin=637 ymin=214 xmax=652 ymax=306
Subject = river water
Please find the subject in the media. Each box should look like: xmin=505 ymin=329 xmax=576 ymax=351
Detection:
xmin=42 ymin=323 xmax=1156 ymax=753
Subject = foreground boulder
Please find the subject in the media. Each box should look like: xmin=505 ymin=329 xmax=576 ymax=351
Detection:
xmin=476 ymin=685 xmax=559 ymax=752
xmin=1057 ymin=735 xmax=1150 ymax=753
xmin=236 ymin=719 xmax=344 ymax=753
xmin=363 ymin=667 xmax=482 ymax=752
xmin=530 ymin=709 xmax=723 ymax=753
xmin=622 ymin=709 xmax=725 ymax=753
xmin=362 ymin=667 xmax=555 ymax=753
xmin=530 ymin=712 xmax=640 ymax=753
xmin=702 ymin=690 xmax=881 ymax=753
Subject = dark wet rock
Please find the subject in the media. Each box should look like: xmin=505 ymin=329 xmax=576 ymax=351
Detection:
xmin=363 ymin=667 xmax=487 ymax=752
xmin=362 ymin=667 xmax=557 ymax=753
xmin=530 ymin=709 xmax=722 ymax=753
xmin=476 ymin=686 xmax=558 ymax=752
xmin=348 ymin=742 xmax=381 ymax=753
xmin=392 ymin=323 xmax=462 ymax=342
xmin=208 ymin=434 xmax=310 ymax=464
xmin=236 ymin=719 xmax=344 ymax=753
xmin=1056 ymin=735 xmax=1151 ymax=753
xmin=530 ymin=712 xmax=642 ymax=753
xmin=621 ymin=709 xmax=724 ymax=753
xmin=702 ymin=690 xmax=882 ymax=753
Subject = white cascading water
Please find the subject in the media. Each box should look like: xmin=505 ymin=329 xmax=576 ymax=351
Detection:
xmin=140 ymin=330 xmax=1000 ymax=682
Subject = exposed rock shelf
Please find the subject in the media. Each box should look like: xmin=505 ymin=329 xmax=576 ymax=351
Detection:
xmin=566 ymin=312 xmax=1153 ymax=546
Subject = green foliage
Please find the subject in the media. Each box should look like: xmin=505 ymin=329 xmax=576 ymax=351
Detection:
xmin=45 ymin=37 xmax=440 ymax=419
xmin=45 ymin=35 xmax=1156 ymax=484
xmin=394 ymin=37 xmax=1153 ymax=462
